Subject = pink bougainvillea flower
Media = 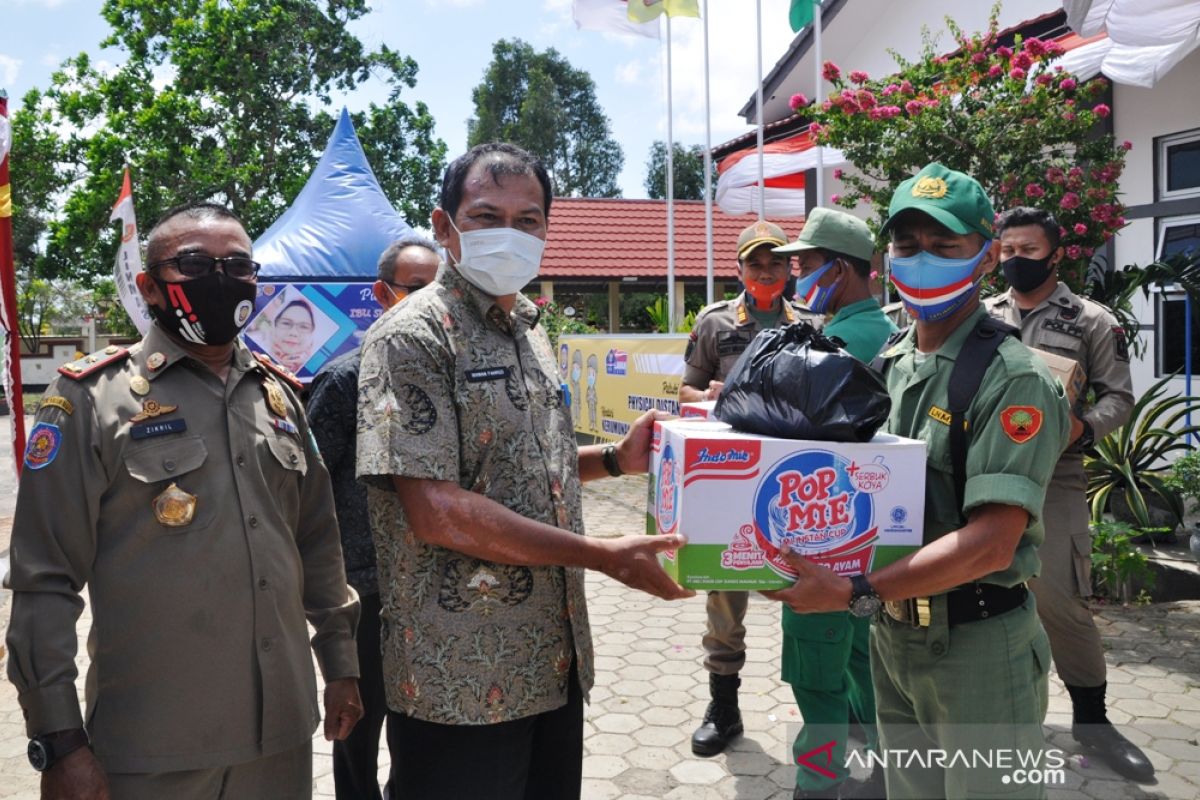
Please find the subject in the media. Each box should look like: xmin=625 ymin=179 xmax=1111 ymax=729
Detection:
xmin=1073 ymin=223 xmax=1088 ymax=235
xmin=1012 ymin=52 xmax=1033 ymax=70
xmin=833 ymin=168 xmax=844 ymax=179
xmin=1036 ymin=73 xmax=1053 ymax=86
xmin=1009 ymin=67 xmax=1027 ymax=81
xmin=988 ymin=64 xmax=1004 ymax=79
xmin=899 ymin=80 xmax=914 ymax=94
xmin=1121 ymin=140 xmax=1133 ymax=151
xmin=822 ymin=61 xmax=841 ymax=81
xmin=790 ymin=93 xmax=809 ymax=110
xmin=1060 ymin=77 xmax=1077 ymax=91
xmin=849 ymin=70 xmax=869 ymax=84
xmin=830 ymin=193 xmax=841 ymax=204
xmin=1024 ymin=38 xmax=1048 ymax=57
xmin=996 ymin=46 xmax=1013 ymax=58
xmin=905 ymin=99 xmax=923 ymax=115
xmin=1025 ymin=182 xmax=1046 ymax=198
xmin=972 ymin=52 xmax=986 ymax=64
xmin=1093 ymin=103 xmax=1111 ymax=118
xmin=1065 ymin=245 xmax=1083 ymax=259
xmin=881 ymin=83 xmax=900 ymax=96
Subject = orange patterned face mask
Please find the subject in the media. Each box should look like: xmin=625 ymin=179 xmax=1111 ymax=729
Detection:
xmin=744 ymin=277 xmax=785 ymax=311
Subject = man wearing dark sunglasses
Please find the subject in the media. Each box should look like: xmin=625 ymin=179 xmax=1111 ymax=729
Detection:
xmin=6 ymin=201 xmax=363 ymax=799
xmin=307 ymin=234 xmax=439 ymax=800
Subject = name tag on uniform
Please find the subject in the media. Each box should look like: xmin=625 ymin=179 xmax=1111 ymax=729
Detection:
xmin=716 ymin=330 xmax=753 ymax=357
xmin=1042 ymin=318 xmax=1084 ymax=338
xmin=131 ymin=418 xmax=188 ymax=440
xmin=465 ymin=367 xmax=509 ymax=382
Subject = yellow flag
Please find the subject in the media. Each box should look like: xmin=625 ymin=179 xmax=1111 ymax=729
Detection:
xmin=627 ymin=0 xmax=700 ymax=23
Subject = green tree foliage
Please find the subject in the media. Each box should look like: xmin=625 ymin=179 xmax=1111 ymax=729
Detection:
xmin=799 ymin=3 xmax=1128 ymax=293
xmin=10 ymin=0 xmax=445 ymax=285
xmin=644 ymin=141 xmax=714 ymax=201
xmin=468 ymin=39 xmax=623 ymax=198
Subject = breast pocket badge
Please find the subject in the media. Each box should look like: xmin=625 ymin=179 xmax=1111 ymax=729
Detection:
xmin=153 ymin=482 xmax=198 ymax=527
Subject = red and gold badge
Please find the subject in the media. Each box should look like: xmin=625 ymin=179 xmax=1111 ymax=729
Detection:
xmin=1000 ymin=406 xmax=1043 ymax=444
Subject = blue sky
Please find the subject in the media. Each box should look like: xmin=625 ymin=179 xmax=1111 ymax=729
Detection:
xmin=1 ymin=0 xmax=798 ymax=211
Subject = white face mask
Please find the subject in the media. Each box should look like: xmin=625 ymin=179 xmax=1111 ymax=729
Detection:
xmin=448 ymin=219 xmax=545 ymax=296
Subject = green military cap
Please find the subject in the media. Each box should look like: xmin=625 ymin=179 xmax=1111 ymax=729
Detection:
xmin=880 ymin=162 xmax=996 ymax=240
xmin=736 ymin=220 xmax=789 ymax=260
xmin=773 ymin=207 xmax=875 ymax=261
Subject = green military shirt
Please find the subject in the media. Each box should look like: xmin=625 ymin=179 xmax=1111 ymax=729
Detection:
xmin=356 ymin=263 xmax=591 ymax=726
xmin=822 ymin=297 xmax=899 ymax=363
xmin=878 ymin=305 xmax=1071 ymax=586
xmin=5 ymin=324 xmax=358 ymax=773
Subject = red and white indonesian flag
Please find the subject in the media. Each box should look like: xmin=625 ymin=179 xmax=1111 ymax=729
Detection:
xmin=715 ymin=132 xmax=848 ymax=218
xmin=0 ymin=116 xmax=11 ymax=165
xmin=111 ymin=169 xmax=151 ymax=336
xmin=573 ymin=0 xmax=660 ymax=38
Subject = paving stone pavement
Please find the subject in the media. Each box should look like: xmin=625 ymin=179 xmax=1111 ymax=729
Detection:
xmin=2 ymin=466 xmax=1199 ymax=798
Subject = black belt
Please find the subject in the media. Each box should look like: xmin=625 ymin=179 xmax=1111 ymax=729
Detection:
xmin=883 ymin=583 xmax=1028 ymax=627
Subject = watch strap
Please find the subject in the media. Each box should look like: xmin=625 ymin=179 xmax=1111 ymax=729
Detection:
xmin=601 ymin=444 xmax=624 ymax=477
xmin=30 ymin=728 xmax=90 ymax=772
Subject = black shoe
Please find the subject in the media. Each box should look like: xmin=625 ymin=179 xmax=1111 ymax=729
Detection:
xmin=1073 ymin=721 xmax=1155 ymax=783
xmin=691 ymin=673 xmax=743 ymax=756
xmin=840 ymin=764 xmax=886 ymax=799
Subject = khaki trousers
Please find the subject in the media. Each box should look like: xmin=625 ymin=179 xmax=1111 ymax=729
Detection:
xmin=1030 ymin=460 xmax=1107 ymax=687
xmin=702 ymin=590 xmax=748 ymax=675
xmin=105 ymin=741 xmax=312 ymax=800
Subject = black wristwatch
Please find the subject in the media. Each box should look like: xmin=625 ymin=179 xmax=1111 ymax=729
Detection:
xmin=601 ymin=444 xmax=624 ymax=477
xmin=1075 ymin=419 xmax=1095 ymax=451
xmin=28 ymin=729 xmax=90 ymax=772
xmin=848 ymin=574 xmax=882 ymax=618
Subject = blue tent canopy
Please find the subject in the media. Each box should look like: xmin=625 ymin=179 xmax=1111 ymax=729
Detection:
xmin=255 ymin=108 xmax=414 ymax=279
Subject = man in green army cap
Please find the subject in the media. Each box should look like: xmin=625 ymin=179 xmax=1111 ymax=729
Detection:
xmin=771 ymin=207 xmax=896 ymax=799
xmin=763 ymin=163 xmax=1071 ymax=799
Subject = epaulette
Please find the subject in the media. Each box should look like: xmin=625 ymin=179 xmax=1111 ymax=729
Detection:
xmin=254 ymin=352 xmax=303 ymax=391
xmin=58 ymin=345 xmax=130 ymax=380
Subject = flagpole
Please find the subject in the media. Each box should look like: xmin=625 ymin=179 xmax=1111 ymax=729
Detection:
xmin=0 ymin=89 xmax=27 ymax=476
xmin=755 ymin=0 xmax=765 ymax=220
xmin=814 ymin=0 xmax=824 ymax=208
xmin=666 ymin=13 xmax=677 ymax=331
xmin=702 ymin=0 xmax=714 ymax=306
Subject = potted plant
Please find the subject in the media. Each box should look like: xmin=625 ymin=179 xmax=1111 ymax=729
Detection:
xmin=1085 ymin=375 xmax=1200 ymax=534
xmin=1165 ymin=449 xmax=1200 ymax=562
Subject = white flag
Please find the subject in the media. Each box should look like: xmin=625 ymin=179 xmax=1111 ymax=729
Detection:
xmin=110 ymin=169 xmax=152 ymax=336
xmin=573 ymin=0 xmax=660 ymax=39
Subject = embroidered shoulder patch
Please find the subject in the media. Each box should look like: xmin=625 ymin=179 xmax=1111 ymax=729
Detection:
xmin=1000 ymin=406 xmax=1043 ymax=444
xmin=24 ymin=422 xmax=63 ymax=469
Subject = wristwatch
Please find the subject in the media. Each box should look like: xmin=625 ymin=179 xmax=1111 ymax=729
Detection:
xmin=601 ymin=443 xmax=624 ymax=477
xmin=1076 ymin=418 xmax=1096 ymax=451
xmin=28 ymin=729 xmax=90 ymax=772
xmin=848 ymin=574 xmax=882 ymax=618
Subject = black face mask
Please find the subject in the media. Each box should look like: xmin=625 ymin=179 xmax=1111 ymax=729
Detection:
xmin=149 ymin=270 xmax=258 ymax=345
xmin=1001 ymin=255 xmax=1056 ymax=294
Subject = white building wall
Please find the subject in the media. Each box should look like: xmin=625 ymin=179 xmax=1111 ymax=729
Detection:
xmin=1111 ymin=46 xmax=1200 ymax=397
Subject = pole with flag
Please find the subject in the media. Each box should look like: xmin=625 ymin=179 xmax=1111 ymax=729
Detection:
xmin=0 ymin=89 xmax=27 ymax=476
xmin=789 ymin=0 xmax=823 ymax=207
xmin=702 ymin=0 xmax=714 ymax=305
xmin=111 ymin=168 xmax=151 ymax=336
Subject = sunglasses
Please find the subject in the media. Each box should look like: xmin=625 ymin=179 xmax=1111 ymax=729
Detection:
xmin=150 ymin=254 xmax=261 ymax=281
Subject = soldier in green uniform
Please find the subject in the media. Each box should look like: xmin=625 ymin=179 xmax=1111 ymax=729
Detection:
xmin=680 ymin=220 xmax=808 ymax=756
xmin=764 ymin=164 xmax=1071 ymax=799
xmin=986 ymin=207 xmax=1150 ymax=782
xmin=771 ymin=207 xmax=896 ymax=799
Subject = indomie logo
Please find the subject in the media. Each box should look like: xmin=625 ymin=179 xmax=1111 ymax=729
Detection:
xmin=695 ymin=447 xmax=752 ymax=465
xmin=751 ymin=450 xmax=879 ymax=579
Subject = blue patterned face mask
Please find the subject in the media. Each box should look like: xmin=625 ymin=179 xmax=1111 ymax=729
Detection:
xmin=794 ymin=259 xmax=841 ymax=314
xmin=889 ymin=241 xmax=991 ymax=322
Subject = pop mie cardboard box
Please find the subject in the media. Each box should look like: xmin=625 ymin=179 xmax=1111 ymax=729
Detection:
xmin=680 ymin=400 xmax=716 ymax=419
xmin=647 ymin=418 xmax=927 ymax=590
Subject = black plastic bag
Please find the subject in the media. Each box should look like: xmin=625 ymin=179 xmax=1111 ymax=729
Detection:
xmin=712 ymin=322 xmax=891 ymax=442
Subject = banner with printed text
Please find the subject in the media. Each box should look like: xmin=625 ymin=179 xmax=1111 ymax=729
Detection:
xmin=558 ymin=334 xmax=689 ymax=441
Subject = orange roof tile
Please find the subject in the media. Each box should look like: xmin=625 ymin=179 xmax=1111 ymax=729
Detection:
xmin=542 ymin=197 xmax=803 ymax=280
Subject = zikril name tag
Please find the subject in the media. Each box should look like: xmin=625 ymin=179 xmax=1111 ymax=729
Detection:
xmin=131 ymin=418 xmax=188 ymax=440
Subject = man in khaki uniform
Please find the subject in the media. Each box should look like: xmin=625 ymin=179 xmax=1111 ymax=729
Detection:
xmin=765 ymin=164 xmax=1071 ymax=799
xmin=986 ymin=206 xmax=1150 ymax=782
xmin=680 ymin=220 xmax=808 ymax=756
xmin=5 ymin=202 xmax=362 ymax=799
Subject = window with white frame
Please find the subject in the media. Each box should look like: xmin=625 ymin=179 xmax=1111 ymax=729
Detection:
xmin=1157 ymin=128 xmax=1200 ymax=201
xmin=1153 ymin=214 xmax=1200 ymax=377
